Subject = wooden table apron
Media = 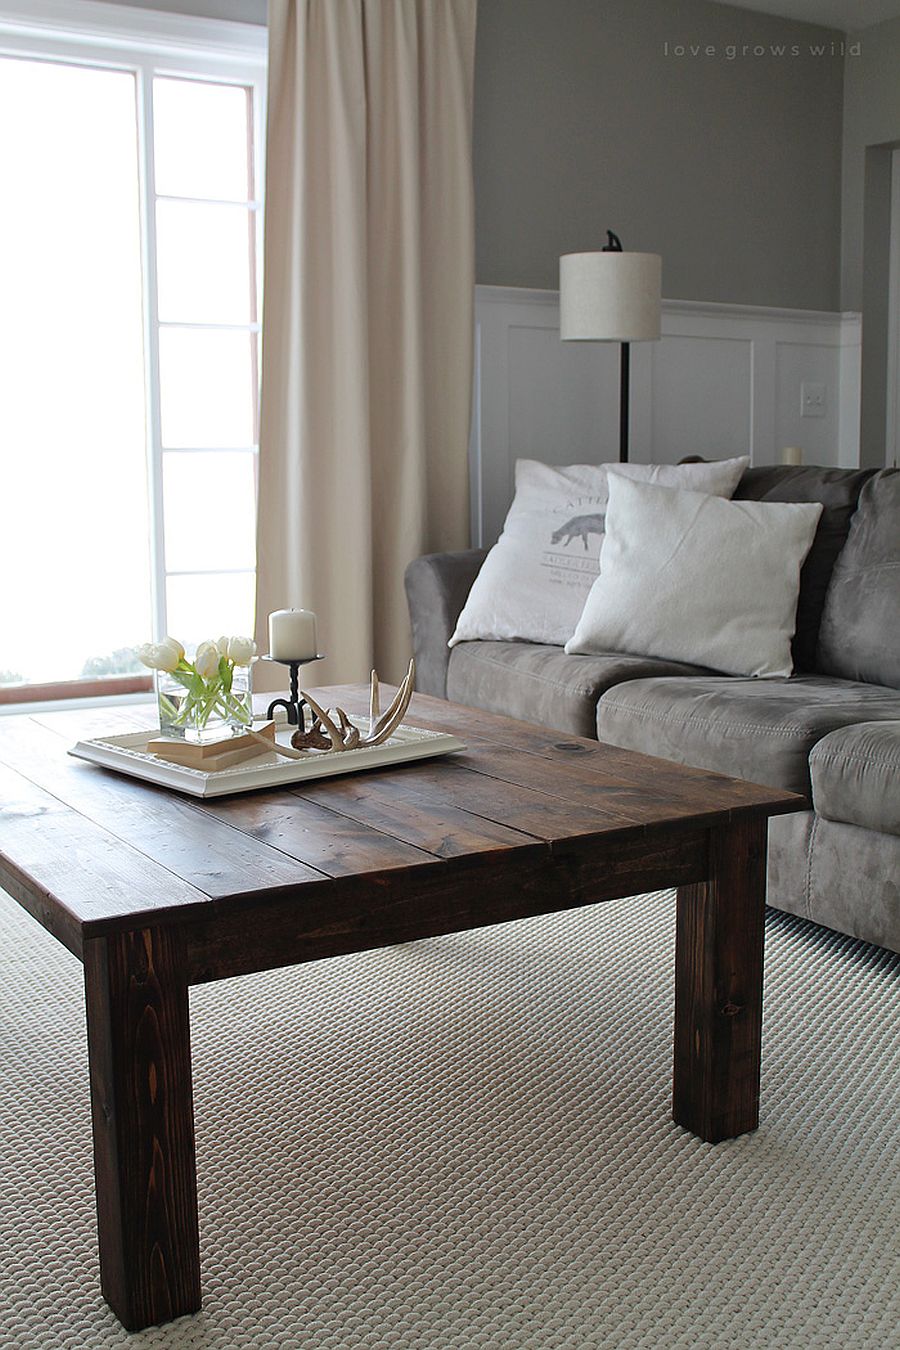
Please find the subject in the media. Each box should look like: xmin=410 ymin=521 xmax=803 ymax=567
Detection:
xmin=0 ymin=689 xmax=801 ymax=1331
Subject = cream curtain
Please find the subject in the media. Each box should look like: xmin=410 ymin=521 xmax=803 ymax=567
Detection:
xmin=254 ymin=0 xmax=477 ymax=689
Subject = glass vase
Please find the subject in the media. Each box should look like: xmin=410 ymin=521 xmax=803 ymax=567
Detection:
xmin=156 ymin=663 xmax=253 ymax=743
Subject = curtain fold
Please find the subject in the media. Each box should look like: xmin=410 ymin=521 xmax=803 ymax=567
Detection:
xmin=255 ymin=0 xmax=477 ymax=688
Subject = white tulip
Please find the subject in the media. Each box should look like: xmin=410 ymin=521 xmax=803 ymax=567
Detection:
xmin=161 ymin=636 xmax=185 ymax=664
xmin=226 ymin=635 xmax=257 ymax=666
xmin=136 ymin=640 xmax=182 ymax=673
xmin=136 ymin=642 xmax=162 ymax=670
xmin=215 ymin=635 xmax=231 ymax=657
xmin=194 ymin=642 xmax=220 ymax=681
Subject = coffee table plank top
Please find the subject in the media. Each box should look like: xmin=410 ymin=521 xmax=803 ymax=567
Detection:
xmin=210 ymin=781 xmax=541 ymax=860
xmin=2 ymin=686 xmax=803 ymax=1331
xmin=0 ymin=688 xmax=801 ymax=947
xmin=324 ymin=685 xmax=804 ymax=824
xmin=0 ymin=762 xmax=209 ymax=958
xmin=0 ymin=717 xmax=327 ymax=896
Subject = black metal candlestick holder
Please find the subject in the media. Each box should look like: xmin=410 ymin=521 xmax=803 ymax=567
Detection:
xmin=262 ymin=654 xmax=325 ymax=730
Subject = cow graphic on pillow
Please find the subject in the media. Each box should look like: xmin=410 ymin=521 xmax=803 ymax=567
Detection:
xmin=550 ymin=513 xmax=606 ymax=551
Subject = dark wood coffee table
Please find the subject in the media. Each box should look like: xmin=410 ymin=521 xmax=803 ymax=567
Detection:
xmin=0 ymin=688 xmax=800 ymax=1330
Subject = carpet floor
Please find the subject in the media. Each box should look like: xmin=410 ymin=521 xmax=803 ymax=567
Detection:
xmin=1 ymin=885 xmax=898 ymax=1350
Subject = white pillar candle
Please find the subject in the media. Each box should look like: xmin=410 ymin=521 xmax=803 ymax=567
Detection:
xmin=780 ymin=445 xmax=803 ymax=466
xmin=268 ymin=609 xmax=318 ymax=661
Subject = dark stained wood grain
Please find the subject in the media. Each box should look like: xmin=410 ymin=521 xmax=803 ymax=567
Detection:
xmin=290 ymin=774 xmax=561 ymax=854
xmin=314 ymin=685 xmax=804 ymax=817
xmin=0 ymin=718 xmax=326 ymax=915
xmin=447 ymin=741 xmax=778 ymax=832
xmin=201 ymin=790 xmax=443 ymax=870
xmin=181 ymin=828 xmax=708 ymax=985
xmin=294 ymin=758 xmax=634 ymax=843
xmin=83 ymin=925 xmax=200 ymax=1330
xmin=673 ymin=817 xmax=768 ymax=1143
xmin=0 ymin=690 xmax=802 ymax=1329
xmin=0 ymin=763 xmax=208 ymax=957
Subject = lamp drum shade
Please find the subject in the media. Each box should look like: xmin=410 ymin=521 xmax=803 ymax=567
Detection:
xmin=560 ymin=251 xmax=662 ymax=342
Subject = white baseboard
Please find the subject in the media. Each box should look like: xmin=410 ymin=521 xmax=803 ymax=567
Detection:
xmin=471 ymin=285 xmax=862 ymax=547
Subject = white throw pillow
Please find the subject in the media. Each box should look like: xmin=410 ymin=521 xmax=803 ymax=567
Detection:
xmin=565 ymin=476 xmax=823 ymax=678
xmin=449 ymin=456 xmax=749 ymax=648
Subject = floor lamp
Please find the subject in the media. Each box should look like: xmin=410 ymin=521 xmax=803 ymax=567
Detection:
xmin=559 ymin=231 xmax=662 ymax=463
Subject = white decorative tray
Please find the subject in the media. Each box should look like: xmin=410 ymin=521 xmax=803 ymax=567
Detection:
xmin=69 ymin=721 xmax=466 ymax=798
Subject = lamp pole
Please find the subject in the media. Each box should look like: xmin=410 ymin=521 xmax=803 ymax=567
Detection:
xmin=601 ymin=230 xmax=629 ymax=463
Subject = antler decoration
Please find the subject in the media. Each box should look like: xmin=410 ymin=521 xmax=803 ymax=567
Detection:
xmin=290 ymin=660 xmax=415 ymax=754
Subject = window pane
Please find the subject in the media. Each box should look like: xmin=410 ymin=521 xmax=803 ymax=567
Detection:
xmin=0 ymin=58 xmax=151 ymax=685
xmin=156 ymin=200 xmax=253 ymax=324
xmin=166 ymin=572 xmax=256 ymax=649
xmin=159 ymin=328 xmax=255 ymax=448
xmin=164 ymin=452 xmax=257 ymax=573
xmin=154 ymin=77 xmax=250 ymax=201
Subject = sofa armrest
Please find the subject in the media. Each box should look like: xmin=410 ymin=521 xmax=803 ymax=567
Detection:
xmin=405 ymin=549 xmax=487 ymax=698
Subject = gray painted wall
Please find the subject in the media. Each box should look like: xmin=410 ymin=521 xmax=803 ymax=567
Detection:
xmin=841 ymin=16 xmax=900 ymax=466
xmin=473 ymin=0 xmax=845 ymax=310
xmin=847 ymin=13 xmax=900 ymax=310
xmin=841 ymin=16 xmax=900 ymax=309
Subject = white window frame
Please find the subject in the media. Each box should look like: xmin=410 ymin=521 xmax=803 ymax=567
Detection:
xmin=0 ymin=0 xmax=267 ymax=701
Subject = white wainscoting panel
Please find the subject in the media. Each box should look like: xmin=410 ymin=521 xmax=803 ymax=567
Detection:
xmin=649 ymin=333 xmax=753 ymax=464
xmin=838 ymin=314 xmax=863 ymax=470
xmin=470 ymin=286 xmax=862 ymax=547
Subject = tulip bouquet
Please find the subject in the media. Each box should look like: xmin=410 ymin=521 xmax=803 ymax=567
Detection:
xmin=137 ymin=635 xmax=257 ymax=742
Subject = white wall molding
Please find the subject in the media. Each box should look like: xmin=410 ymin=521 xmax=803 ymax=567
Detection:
xmin=473 ymin=284 xmax=856 ymax=328
xmin=0 ymin=1 xmax=267 ymax=61
xmin=838 ymin=312 xmax=863 ymax=470
xmin=470 ymin=285 xmax=862 ymax=546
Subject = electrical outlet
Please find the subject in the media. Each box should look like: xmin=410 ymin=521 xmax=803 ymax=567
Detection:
xmin=801 ymin=382 xmax=826 ymax=418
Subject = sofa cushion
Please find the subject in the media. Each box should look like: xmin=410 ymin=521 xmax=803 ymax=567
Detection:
xmin=809 ymin=722 xmax=900 ymax=836
xmin=816 ymin=470 xmax=900 ymax=689
xmin=565 ymin=477 xmax=822 ymax=678
xmin=767 ymin=810 xmax=900 ymax=953
xmin=596 ymin=675 xmax=900 ymax=795
xmin=448 ymin=457 xmax=748 ymax=650
xmin=733 ymin=464 xmax=876 ymax=673
xmin=446 ymin=642 xmax=715 ymax=739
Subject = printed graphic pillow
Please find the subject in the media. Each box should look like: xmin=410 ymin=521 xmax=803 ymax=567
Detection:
xmin=566 ymin=476 xmax=823 ymax=678
xmin=449 ymin=456 xmax=749 ymax=648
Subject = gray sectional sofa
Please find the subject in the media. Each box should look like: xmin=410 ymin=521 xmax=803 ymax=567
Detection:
xmin=405 ymin=465 xmax=900 ymax=953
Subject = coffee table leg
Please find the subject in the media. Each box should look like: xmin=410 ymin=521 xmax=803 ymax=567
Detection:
xmin=673 ymin=817 xmax=767 ymax=1143
xmin=83 ymin=926 xmax=200 ymax=1330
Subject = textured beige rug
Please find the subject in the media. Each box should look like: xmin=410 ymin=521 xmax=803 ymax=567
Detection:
xmin=1 ymin=886 xmax=898 ymax=1350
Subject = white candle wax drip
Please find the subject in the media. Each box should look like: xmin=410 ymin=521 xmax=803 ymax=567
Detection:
xmin=268 ymin=608 xmax=318 ymax=662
